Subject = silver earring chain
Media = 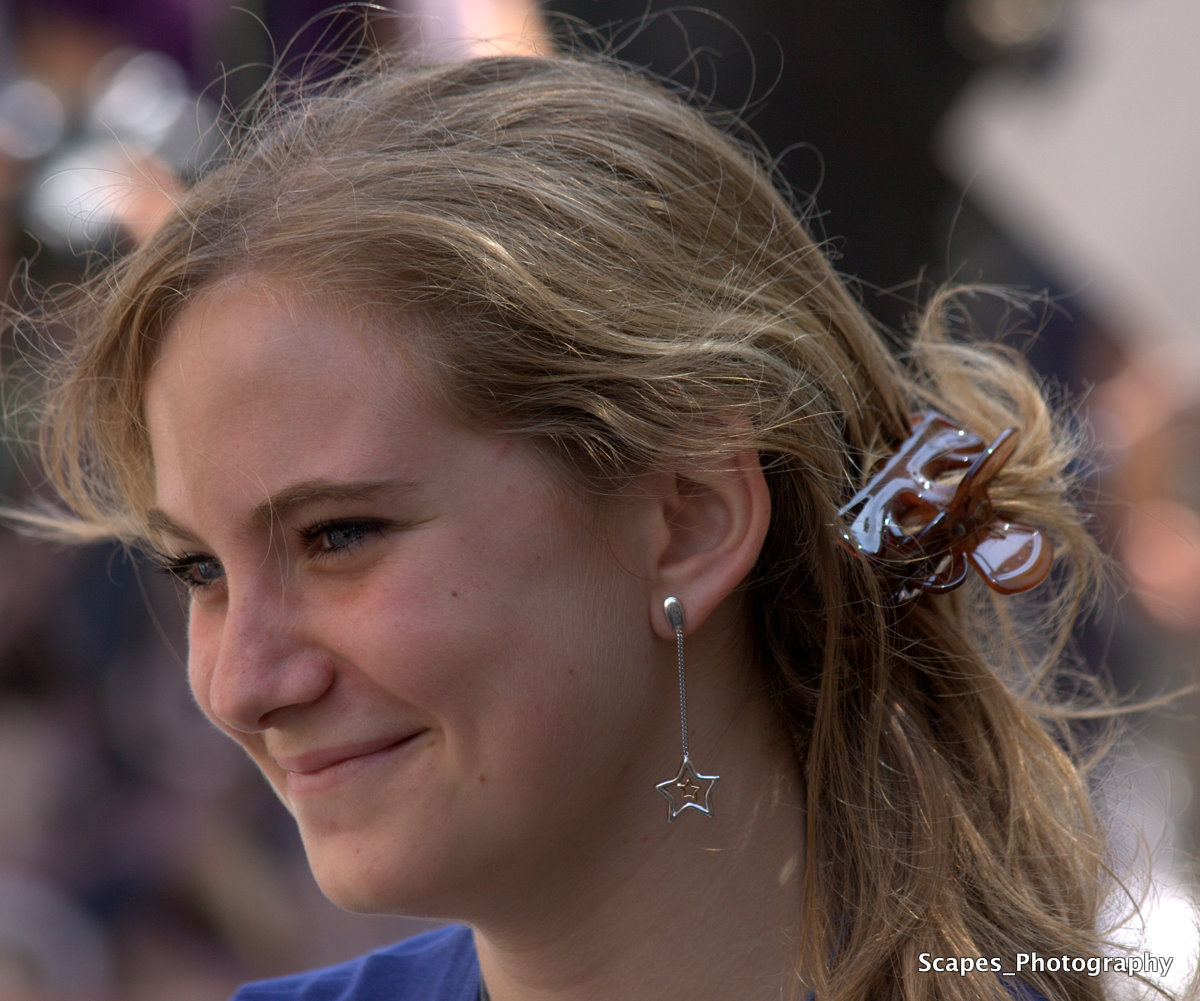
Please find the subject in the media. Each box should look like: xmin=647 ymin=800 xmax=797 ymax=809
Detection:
xmin=673 ymin=607 xmax=689 ymax=761
xmin=656 ymin=596 xmax=718 ymax=821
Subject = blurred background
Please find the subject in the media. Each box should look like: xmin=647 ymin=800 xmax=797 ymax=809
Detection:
xmin=1 ymin=0 xmax=1197 ymax=996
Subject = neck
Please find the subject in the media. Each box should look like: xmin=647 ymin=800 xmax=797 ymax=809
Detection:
xmin=473 ymin=695 xmax=807 ymax=1001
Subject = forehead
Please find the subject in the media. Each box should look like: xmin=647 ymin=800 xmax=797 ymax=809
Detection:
xmin=154 ymin=281 xmax=410 ymax=389
xmin=145 ymin=279 xmax=453 ymax=456
xmin=143 ymin=282 xmax=440 ymax=509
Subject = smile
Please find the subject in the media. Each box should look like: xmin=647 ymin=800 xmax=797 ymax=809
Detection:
xmin=278 ymin=733 xmax=427 ymax=796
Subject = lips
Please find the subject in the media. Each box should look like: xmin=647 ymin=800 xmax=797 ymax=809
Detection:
xmin=274 ymin=732 xmax=427 ymax=793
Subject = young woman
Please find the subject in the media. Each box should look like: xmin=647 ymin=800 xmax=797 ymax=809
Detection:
xmin=29 ymin=51 xmax=1121 ymax=1001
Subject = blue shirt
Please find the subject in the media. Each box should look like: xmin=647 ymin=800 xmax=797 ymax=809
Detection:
xmin=231 ymin=925 xmax=481 ymax=1001
xmin=231 ymin=924 xmax=1045 ymax=1001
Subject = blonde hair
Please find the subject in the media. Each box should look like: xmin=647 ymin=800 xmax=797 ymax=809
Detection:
xmin=31 ymin=52 xmax=1118 ymax=1001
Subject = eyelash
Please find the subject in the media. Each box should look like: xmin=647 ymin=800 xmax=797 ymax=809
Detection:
xmin=155 ymin=552 xmax=224 ymax=592
xmin=299 ymin=518 xmax=387 ymax=559
xmin=153 ymin=519 xmax=389 ymax=592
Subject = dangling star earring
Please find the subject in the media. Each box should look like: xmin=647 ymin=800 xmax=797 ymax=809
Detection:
xmin=655 ymin=596 xmax=719 ymax=821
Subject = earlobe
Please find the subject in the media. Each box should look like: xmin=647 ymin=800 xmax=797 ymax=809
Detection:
xmin=649 ymin=448 xmax=771 ymax=639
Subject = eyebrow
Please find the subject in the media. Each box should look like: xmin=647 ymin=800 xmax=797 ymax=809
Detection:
xmin=145 ymin=477 xmax=418 ymax=544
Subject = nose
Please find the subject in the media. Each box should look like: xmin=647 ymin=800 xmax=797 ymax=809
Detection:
xmin=191 ymin=582 xmax=335 ymax=734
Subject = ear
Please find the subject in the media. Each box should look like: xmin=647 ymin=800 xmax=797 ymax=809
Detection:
xmin=648 ymin=448 xmax=771 ymax=640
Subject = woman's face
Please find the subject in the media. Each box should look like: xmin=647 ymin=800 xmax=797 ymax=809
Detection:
xmin=144 ymin=284 xmax=677 ymax=917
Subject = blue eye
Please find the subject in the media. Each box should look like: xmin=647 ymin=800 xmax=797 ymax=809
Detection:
xmin=302 ymin=519 xmax=386 ymax=556
xmin=193 ymin=559 xmax=225 ymax=581
xmin=152 ymin=520 xmax=386 ymax=590
xmin=155 ymin=553 xmax=226 ymax=591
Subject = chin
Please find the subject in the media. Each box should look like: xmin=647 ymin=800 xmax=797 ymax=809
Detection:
xmin=308 ymin=855 xmax=413 ymax=915
xmin=300 ymin=830 xmax=456 ymax=919
xmin=316 ymin=876 xmax=399 ymax=916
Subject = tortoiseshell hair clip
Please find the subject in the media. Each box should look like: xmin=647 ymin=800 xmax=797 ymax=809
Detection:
xmin=838 ymin=411 xmax=1052 ymax=600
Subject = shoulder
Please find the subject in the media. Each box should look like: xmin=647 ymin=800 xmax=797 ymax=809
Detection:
xmin=231 ymin=925 xmax=479 ymax=1001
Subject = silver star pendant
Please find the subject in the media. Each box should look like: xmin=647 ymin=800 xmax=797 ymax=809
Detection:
xmin=656 ymin=756 xmax=719 ymax=821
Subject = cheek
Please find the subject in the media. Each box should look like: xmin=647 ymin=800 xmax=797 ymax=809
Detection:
xmin=185 ymin=609 xmax=218 ymax=719
xmin=358 ymin=545 xmax=638 ymax=722
xmin=481 ymin=587 xmax=657 ymax=771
